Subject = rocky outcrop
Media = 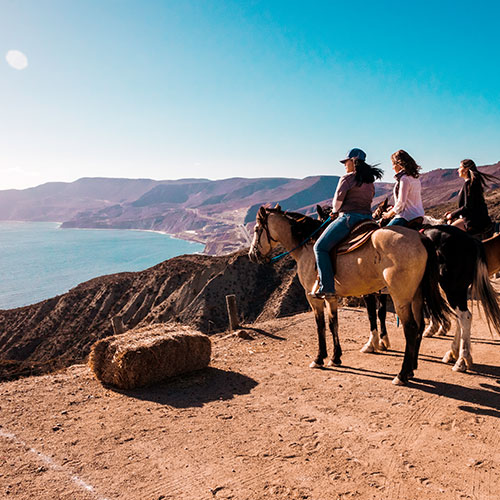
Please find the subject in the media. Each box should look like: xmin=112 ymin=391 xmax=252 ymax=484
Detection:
xmin=0 ymin=251 xmax=308 ymax=381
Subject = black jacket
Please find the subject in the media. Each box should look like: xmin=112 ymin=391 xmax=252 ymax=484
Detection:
xmin=450 ymin=178 xmax=492 ymax=233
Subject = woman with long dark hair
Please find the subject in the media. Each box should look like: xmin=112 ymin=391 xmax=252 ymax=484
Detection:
xmin=445 ymin=159 xmax=497 ymax=237
xmin=381 ymin=149 xmax=425 ymax=228
xmin=311 ymin=148 xmax=383 ymax=298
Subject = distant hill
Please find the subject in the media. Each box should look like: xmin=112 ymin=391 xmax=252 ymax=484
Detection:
xmin=1 ymin=162 xmax=499 ymax=254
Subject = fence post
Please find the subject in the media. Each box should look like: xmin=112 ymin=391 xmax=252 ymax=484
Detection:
xmin=225 ymin=294 xmax=239 ymax=331
xmin=111 ymin=315 xmax=125 ymax=335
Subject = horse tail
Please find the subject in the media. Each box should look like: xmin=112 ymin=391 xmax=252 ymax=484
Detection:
xmin=420 ymin=235 xmax=452 ymax=331
xmin=472 ymin=239 xmax=500 ymax=335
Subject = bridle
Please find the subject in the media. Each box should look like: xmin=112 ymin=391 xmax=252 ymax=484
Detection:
xmin=252 ymin=210 xmax=277 ymax=262
xmin=252 ymin=207 xmax=332 ymax=263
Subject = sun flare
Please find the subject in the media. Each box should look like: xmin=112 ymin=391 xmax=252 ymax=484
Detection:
xmin=5 ymin=50 xmax=29 ymax=70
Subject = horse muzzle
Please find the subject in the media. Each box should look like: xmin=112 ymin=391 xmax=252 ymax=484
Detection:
xmin=248 ymin=248 xmax=269 ymax=264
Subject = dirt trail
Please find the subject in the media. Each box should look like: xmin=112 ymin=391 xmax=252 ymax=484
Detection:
xmin=1 ymin=306 xmax=499 ymax=500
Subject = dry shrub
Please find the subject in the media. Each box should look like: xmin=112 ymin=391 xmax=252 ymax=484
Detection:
xmin=88 ymin=324 xmax=211 ymax=389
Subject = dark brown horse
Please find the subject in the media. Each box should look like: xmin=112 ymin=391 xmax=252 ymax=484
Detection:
xmin=364 ymin=200 xmax=500 ymax=372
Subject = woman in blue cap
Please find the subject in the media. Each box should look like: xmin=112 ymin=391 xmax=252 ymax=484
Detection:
xmin=311 ymin=148 xmax=383 ymax=298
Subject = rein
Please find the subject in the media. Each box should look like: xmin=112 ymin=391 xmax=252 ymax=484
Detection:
xmin=270 ymin=215 xmax=332 ymax=262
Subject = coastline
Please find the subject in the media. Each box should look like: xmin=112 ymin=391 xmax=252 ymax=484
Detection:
xmin=0 ymin=221 xmax=207 ymax=310
xmin=53 ymin=222 xmax=207 ymax=252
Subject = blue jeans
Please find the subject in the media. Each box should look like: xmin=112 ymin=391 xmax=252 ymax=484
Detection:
xmin=387 ymin=216 xmax=409 ymax=227
xmin=313 ymin=212 xmax=372 ymax=294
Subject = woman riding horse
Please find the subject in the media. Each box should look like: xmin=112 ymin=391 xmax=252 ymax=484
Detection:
xmin=249 ymin=205 xmax=451 ymax=385
xmin=445 ymin=159 xmax=498 ymax=238
xmin=381 ymin=150 xmax=425 ymax=229
xmin=311 ymin=148 xmax=383 ymax=298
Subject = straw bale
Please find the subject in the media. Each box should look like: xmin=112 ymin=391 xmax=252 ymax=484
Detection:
xmin=88 ymin=324 xmax=211 ymax=389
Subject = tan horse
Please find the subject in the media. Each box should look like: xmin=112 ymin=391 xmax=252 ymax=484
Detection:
xmin=248 ymin=206 xmax=451 ymax=385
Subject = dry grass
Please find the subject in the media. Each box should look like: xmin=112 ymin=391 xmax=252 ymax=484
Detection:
xmin=88 ymin=324 xmax=211 ymax=389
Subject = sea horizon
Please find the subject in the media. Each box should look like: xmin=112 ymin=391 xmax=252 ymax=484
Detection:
xmin=0 ymin=221 xmax=204 ymax=310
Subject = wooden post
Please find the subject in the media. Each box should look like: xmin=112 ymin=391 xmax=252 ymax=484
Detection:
xmin=111 ymin=315 xmax=125 ymax=335
xmin=225 ymin=294 xmax=239 ymax=331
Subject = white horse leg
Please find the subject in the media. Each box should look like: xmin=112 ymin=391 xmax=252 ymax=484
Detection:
xmin=360 ymin=329 xmax=380 ymax=353
xmin=423 ymin=318 xmax=439 ymax=337
xmin=442 ymin=311 xmax=461 ymax=364
xmin=436 ymin=324 xmax=448 ymax=336
xmin=453 ymin=309 xmax=473 ymax=372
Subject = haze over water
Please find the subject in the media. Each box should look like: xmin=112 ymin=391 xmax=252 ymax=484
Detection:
xmin=0 ymin=221 xmax=204 ymax=310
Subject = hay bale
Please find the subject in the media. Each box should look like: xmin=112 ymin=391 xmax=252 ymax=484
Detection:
xmin=88 ymin=325 xmax=211 ymax=389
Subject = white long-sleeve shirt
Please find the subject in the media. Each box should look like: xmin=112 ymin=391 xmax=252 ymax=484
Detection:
xmin=392 ymin=174 xmax=425 ymax=221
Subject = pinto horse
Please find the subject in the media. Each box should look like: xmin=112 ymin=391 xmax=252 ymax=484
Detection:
xmin=363 ymin=201 xmax=500 ymax=372
xmin=419 ymin=225 xmax=500 ymax=371
xmin=248 ymin=206 xmax=451 ymax=385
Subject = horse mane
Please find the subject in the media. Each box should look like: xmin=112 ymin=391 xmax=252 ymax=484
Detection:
xmin=266 ymin=208 xmax=323 ymax=244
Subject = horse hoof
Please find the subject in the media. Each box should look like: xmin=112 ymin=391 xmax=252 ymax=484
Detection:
xmin=392 ymin=376 xmax=407 ymax=386
xmin=360 ymin=343 xmax=375 ymax=353
xmin=327 ymin=359 xmax=341 ymax=367
xmin=380 ymin=338 xmax=390 ymax=351
xmin=309 ymin=361 xmax=323 ymax=369
xmin=452 ymin=359 xmax=468 ymax=372
xmin=442 ymin=351 xmax=456 ymax=364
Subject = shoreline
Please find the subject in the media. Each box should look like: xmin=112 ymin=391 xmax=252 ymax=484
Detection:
xmin=56 ymin=222 xmax=207 ymax=251
xmin=0 ymin=222 xmax=207 ymax=310
xmin=0 ymin=219 xmax=207 ymax=252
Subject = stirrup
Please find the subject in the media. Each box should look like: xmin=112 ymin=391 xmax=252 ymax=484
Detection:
xmin=308 ymin=279 xmax=335 ymax=299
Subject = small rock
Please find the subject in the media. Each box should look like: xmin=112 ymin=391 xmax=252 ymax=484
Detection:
xmin=235 ymin=330 xmax=254 ymax=340
xmin=210 ymin=486 xmax=224 ymax=496
xmin=467 ymin=459 xmax=484 ymax=467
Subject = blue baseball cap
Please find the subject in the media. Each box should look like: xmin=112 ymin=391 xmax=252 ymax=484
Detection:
xmin=340 ymin=148 xmax=366 ymax=164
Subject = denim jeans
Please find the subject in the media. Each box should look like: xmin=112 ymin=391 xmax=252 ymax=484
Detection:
xmin=313 ymin=212 xmax=372 ymax=294
xmin=387 ymin=216 xmax=409 ymax=227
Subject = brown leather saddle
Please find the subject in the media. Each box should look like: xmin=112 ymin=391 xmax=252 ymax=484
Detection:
xmin=336 ymin=220 xmax=380 ymax=256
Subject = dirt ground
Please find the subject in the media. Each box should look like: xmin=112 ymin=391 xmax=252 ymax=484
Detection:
xmin=0 ymin=305 xmax=499 ymax=500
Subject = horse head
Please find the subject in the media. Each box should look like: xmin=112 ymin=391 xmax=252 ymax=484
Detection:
xmin=316 ymin=204 xmax=332 ymax=223
xmin=372 ymin=198 xmax=389 ymax=223
xmin=248 ymin=206 xmax=279 ymax=263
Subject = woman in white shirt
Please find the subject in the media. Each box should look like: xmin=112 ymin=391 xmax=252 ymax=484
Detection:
xmin=382 ymin=150 xmax=425 ymax=227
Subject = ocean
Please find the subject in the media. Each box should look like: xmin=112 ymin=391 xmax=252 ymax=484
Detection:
xmin=0 ymin=221 xmax=204 ymax=310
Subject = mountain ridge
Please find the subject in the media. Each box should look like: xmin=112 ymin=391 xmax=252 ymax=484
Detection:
xmin=1 ymin=163 xmax=499 ymax=254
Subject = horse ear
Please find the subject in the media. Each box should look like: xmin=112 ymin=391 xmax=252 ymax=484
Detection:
xmin=382 ymin=198 xmax=389 ymax=210
xmin=274 ymin=203 xmax=281 ymax=211
xmin=258 ymin=206 xmax=266 ymax=219
xmin=316 ymin=204 xmax=325 ymax=219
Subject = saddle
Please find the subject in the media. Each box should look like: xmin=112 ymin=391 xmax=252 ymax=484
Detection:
xmin=336 ymin=220 xmax=380 ymax=256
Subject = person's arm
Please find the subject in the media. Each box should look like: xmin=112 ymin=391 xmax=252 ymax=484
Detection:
xmin=383 ymin=177 xmax=408 ymax=219
xmin=448 ymin=184 xmax=467 ymax=219
xmin=392 ymin=177 xmax=410 ymax=214
xmin=332 ymin=175 xmax=354 ymax=213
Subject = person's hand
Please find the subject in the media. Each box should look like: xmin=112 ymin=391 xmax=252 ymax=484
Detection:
xmin=444 ymin=212 xmax=452 ymax=220
xmin=382 ymin=211 xmax=392 ymax=220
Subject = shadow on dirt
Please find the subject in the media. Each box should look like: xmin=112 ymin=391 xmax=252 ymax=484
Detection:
xmin=404 ymin=377 xmax=500 ymax=417
xmin=243 ymin=326 xmax=286 ymax=341
xmin=117 ymin=367 xmax=258 ymax=408
xmin=324 ymin=360 xmax=500 ymax=417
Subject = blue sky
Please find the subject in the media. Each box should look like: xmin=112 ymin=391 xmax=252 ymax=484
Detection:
xmin=1 ymin=0 xmax=499 ymax=190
